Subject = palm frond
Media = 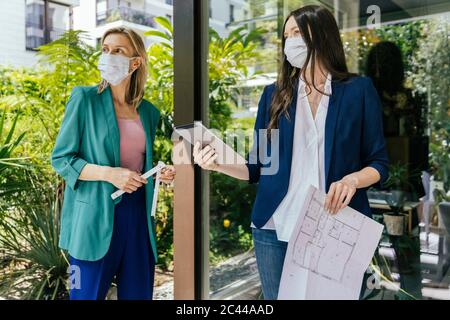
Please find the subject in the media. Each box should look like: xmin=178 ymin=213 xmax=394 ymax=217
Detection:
xmin=0 ymin=185 xmax=68 ymax=300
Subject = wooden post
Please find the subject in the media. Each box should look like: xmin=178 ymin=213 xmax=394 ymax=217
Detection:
xmin=172 ymin=0 xmax=209 ymax=300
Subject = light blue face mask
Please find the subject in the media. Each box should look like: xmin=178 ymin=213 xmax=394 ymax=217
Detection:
xmin=284 ymin=36 xmax=308 ymax=69
xmin=98 ymin=53 xmax=136 ymax=85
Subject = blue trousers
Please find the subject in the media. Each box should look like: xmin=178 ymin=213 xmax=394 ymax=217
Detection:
xmin=252 ymin=228 xmax=288 ymax=300
xmin=69 ymin=187 xmax=155 ymax=300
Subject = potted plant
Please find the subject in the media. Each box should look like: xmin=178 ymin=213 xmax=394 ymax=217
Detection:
xmin=384 ymin=190 xmax=407 ymax=236
xmin=383 ymin=163 xmax=410 ymax=236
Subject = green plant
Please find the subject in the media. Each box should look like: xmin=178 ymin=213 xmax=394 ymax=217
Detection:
xmin=0 ymin=110 xmax=32 ymax=213
xmin=154 ymin=186 xmax=174 ymax=271
xmin=0 ymin=31 xmax=99 ymax=299
xmin=0 ymin=110 xmax=29 ymax=179
xmin=0 ymin=183 xmax=68 ymax=300
xmin=383 ymin=164 xmax=416 ymax=215
xmin=146 ymin=18 xmax=266 ymax=264
xmin=383 ymin=163 xmax=421 ymax=194
xmin=0 ymin=30 xmax=99 ymax=163
xmin=409 ymin=18 xmax=450 ymax=190
xmin=433 ymin=188 xmax=450 ymax=204
xmin=208 ymin=26 xmax=265 ymax=130
xmin=383 ymin=163 xmax=410 ymax=190
xmin=145 ymin=16 xmax=175 ymax=142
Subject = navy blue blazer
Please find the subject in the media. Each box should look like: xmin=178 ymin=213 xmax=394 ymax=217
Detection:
xmin=246 ymin=76 xmax=389 ymax=228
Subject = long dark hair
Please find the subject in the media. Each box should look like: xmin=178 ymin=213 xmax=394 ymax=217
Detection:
xmin=366 ymin=41 xmax=405 ymax=96
xmin=268 ymin=5 xmax=355 ymax=134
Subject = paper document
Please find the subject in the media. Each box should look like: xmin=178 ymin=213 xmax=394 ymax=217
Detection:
xmin=278 ymin=185 xmax=383 ymax=300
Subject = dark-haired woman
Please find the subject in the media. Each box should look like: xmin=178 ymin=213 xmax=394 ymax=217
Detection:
xmin=193 ymin=5 xmax=389 ymax=299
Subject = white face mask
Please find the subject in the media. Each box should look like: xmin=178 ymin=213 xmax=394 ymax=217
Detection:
xmin=98 ymin=53 xmax=136 ymax=85
xmin=284 ymin=36 xmax=308 ymax=69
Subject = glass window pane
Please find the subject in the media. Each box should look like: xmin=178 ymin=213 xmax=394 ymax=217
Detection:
xmin=207 ymin=0 xmax=450 ymax=300
xmin=47 ymin=2 xmax=70 ymax=42
xmin=25 ymin=0 xmax=45 ymax=49
xmin=208 ymin=0 xmax=281 ymax=300
xmin=96 ymin=0 xmax=107 ymax=24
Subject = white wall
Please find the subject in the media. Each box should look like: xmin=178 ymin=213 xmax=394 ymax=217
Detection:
xmin=0 ymin=0 xmax=38 ymax=67
xmin=72 ymin=0 xmax=97 ymax=46
xmin=0 ymin=0 xmax=79 ymax=68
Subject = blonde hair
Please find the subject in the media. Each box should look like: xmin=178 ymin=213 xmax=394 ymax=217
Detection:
xmin=97 ymin=27 xmax=148 ymax=109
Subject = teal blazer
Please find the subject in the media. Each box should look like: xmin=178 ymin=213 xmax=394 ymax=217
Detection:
xmin=51 ymin=85 xmax=160 ymax=262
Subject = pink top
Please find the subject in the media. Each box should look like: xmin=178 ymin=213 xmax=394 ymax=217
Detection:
xmin=117 ymin=117 xmax=146 ymax=172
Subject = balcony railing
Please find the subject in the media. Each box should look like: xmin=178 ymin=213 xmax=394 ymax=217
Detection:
xmin=96 ymin=6 xmax=156 ymax=28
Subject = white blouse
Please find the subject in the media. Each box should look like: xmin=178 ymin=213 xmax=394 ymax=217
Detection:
xmin=251 ymin=74 xmax=332 ymax=241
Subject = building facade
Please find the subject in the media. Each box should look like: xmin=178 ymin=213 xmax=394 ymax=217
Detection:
xmin=0 ymin=0 xmax=249 ymax=67
xmin=0 ymin=0 xmax=78 ymax=67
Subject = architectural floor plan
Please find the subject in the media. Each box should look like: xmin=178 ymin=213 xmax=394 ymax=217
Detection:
xmin=278 ymin=185 xmax=383 ymax=300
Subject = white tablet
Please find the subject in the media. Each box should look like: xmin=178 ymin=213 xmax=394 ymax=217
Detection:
xmin=174 ymin=121 xmax=246 ymax=165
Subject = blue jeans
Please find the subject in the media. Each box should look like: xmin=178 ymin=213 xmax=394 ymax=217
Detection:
xmin=252 ymin=228 xmax=288 ymax=300
xmin=69 ymin=187 xmax=155 ymax=300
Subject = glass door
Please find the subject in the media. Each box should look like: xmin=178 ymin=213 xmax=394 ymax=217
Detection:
xmin=205 ymin=0 xmax=450 ymax=300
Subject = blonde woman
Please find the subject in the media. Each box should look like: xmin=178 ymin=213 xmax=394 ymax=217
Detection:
xmin=51 ymin=27 xmax=175 ymax=300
